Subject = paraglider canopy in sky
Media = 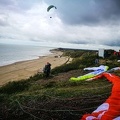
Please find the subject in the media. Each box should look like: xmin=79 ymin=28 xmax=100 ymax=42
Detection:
xmin=47 ymin=5 xmax=57 ymax=18
xmin=47 ymin=5 xmax=57 ymax=12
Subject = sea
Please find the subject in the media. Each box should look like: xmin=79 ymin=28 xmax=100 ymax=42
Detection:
xmin=0 ymin=43 xmax=55 ymax=67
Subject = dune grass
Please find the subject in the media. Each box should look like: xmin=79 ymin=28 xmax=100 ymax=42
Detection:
xmin=0 ymin=49 xmax=120 ymax=120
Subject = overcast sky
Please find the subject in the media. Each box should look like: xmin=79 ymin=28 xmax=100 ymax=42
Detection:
xmin=0 ymin=0 xmax=120 ymax=50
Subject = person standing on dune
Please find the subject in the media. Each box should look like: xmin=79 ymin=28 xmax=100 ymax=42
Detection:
xmin=43 ymin=62 xmax=51 ymax=78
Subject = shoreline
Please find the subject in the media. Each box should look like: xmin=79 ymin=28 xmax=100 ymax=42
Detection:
xmin=0 ymin=50 xmax=69 ymax=86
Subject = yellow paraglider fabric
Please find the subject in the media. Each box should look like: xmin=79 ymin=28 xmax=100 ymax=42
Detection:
xmin=70 ymin=65 xmax=109 ymax=81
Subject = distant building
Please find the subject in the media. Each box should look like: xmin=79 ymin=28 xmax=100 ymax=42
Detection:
xmin=98 ymin=49 xmax=104 ymax=58
xmin=98 ymin=49 xmax=114 ymax=58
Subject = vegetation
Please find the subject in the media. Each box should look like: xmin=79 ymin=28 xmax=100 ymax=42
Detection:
xmin=0 ymin=49 xmax=120 ymax=120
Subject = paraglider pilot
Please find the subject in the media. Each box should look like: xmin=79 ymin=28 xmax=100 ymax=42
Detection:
xmin=43 ymin=62 xmax=51 ymax=78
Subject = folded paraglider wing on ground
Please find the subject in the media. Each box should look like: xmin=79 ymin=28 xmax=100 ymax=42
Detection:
xmin=70 ymin=65 xmax=109 ymax=81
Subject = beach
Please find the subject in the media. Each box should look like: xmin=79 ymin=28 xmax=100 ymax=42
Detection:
xmin=0 ymin=50 xmax=70 ymax=86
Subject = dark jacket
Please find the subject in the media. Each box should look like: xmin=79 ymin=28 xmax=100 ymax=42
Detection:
xmin=44 ymin=63 xmax=51 ymax=73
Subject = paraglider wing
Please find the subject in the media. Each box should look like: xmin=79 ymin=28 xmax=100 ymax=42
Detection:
xmin=47 ymin=5 xmax=57 ymax=12
xmin=69 ymin=65 xmax=109 ymax=82
xmin=81 ymin=72 xmax=120 ymax=120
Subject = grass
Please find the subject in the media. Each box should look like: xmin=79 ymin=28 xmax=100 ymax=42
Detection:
xmin=0 ymin=49 xmax=120 ymax=120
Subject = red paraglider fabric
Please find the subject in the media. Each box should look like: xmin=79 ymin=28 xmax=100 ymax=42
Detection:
xmin=81 ymin=73 xmax=120 ymax=120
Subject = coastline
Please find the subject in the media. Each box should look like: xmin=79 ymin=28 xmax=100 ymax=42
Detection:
xmin=0 ymin=50 xmax=69 ymax=86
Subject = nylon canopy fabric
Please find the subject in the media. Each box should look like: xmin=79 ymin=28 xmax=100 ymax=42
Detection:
xmin=47 ymin=5 xmax=57 ymax=12
xmin=70 ymin=65 xmax=109 ymax=81
xmin=81 ymin=72 xmax=120 ymax=120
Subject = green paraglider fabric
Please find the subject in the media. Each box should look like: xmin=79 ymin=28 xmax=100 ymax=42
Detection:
xmin=70 ymin=65 xmax=109 ymax=81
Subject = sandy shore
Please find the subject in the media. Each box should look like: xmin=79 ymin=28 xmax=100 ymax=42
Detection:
xmin=0 ymin=50 xmax=70 ymax=86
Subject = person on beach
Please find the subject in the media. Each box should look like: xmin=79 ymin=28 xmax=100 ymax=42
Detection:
xmin=43 ymin=62 xmax=51 ymax=78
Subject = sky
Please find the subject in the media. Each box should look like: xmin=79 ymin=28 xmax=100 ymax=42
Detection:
xmin=0 ymin=0 xmax=120 ymax=50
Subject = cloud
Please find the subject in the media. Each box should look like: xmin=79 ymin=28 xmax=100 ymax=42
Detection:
xmin=0 ymin=0 xmax=120 ymax=50
xmin=0 ymin=0 xmax=13 ymax=6
xmin=45 ymin=0 xmax=120 ymax=26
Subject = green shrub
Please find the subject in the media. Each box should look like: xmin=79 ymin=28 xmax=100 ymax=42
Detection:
xmin=51 ymin=59 xmax=81 ymax=74
xmin=108 ymin=55 xmax=118 ymax=60
xmin=44 ymin=81 xmax=56 ymax=88
xmin=28 ymin=73 xmax=43 ymax=81
xmin=51 ymin=54 xmax=97 ymax=74
xmin=63 ymin=50 xmax=84 ymax=58
xmin=0 ymin=80 xmax=30 ymax=94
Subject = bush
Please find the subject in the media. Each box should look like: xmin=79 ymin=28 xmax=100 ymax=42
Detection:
xmin=63 ymin=50 xmax=84 ymax=58
xmin=51 ymin=54 xmax=97 ymax=74
xmin=28 ymin=73 xmax=43 ymax=81
xmin=0 ymin=80 xmax=30 ymax=94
